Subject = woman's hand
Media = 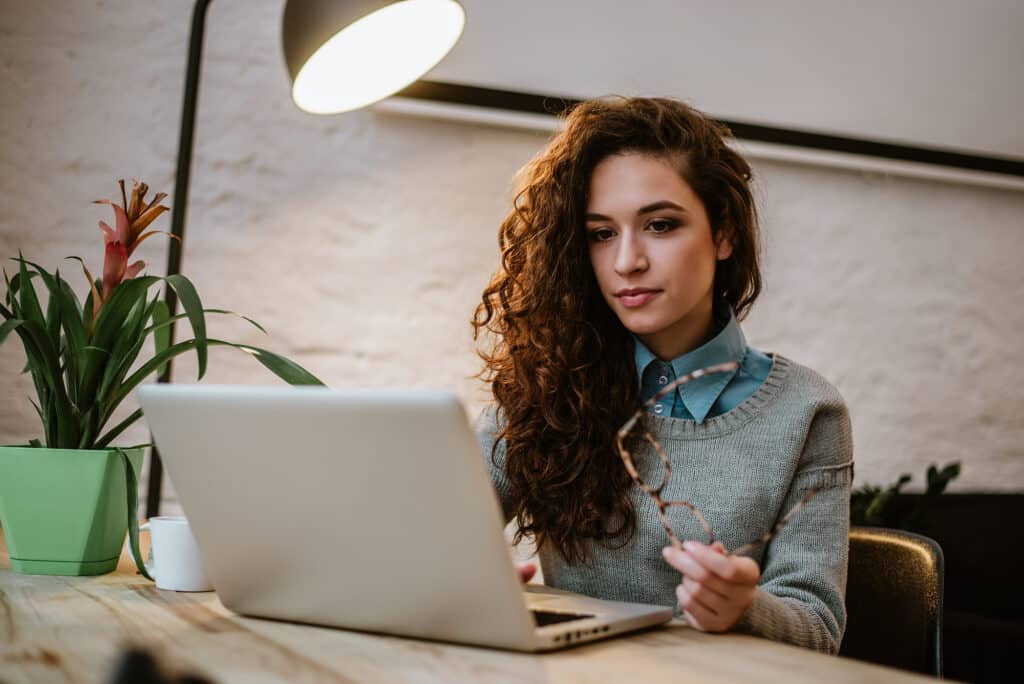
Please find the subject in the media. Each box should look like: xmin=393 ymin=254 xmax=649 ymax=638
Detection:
xmin=662 ymin=541 xmax=760 ymax=632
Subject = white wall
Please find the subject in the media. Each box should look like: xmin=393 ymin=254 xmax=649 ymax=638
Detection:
xmin=1 ymin=1 xmax=1022 ymax=516
xmin=437 ymin=0 xmax=1024 ymax=158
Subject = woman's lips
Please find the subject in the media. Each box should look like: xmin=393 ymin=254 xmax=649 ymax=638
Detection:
xmin=617 ymin=291 xmax=660 ymax=308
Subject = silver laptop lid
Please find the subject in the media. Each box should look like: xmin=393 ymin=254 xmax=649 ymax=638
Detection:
xmin=137 ymin=384 xmax=537 ymax=649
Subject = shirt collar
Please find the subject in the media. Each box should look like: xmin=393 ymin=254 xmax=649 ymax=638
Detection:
xmin=633 ymin=337 xmax=660 ymax=385
xmin=633 ymin=307 xmax=747 ymax=422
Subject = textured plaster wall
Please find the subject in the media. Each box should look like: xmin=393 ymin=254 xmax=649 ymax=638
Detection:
xmin=1 ymin=0 xmax=1022 ymax=518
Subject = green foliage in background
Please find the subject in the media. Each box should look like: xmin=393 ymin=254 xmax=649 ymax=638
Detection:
xmin=850 ymin=461 xmax=961 ymax=530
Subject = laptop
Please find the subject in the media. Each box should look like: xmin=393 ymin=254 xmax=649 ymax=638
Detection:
xmin=136 ymin=384 xmax=673 ymax=651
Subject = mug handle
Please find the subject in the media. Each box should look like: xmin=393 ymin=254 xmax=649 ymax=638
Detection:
xmin=139 ymin=521 xmax=156 ymax=579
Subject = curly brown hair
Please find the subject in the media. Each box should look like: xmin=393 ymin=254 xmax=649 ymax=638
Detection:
xmin=472 ymin=96 xmax=763 ymax=563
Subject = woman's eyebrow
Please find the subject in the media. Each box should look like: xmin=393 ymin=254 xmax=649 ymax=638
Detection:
xmin=637 ymin=200 xmax=686 ymax=215
xmin=585 ymin=201 xmax=687 ymax=222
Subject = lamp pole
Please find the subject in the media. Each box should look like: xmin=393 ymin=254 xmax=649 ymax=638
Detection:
xmin=146 ymin=0 xmax=212 ymax=517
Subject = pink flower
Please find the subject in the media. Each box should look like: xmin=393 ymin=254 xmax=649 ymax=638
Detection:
xmin=82 ymin=179 xmax=173 ymax=323
xmin=100 ymin=241 xmax=145 ymax=303
xmin=95 ymin=179 xmax=171 ymax=257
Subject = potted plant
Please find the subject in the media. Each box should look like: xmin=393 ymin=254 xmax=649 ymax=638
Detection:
xmin=850 ymin=461 xmax=961 ymax=530
xmin=0 ymin=179 xmax=323 ymax=576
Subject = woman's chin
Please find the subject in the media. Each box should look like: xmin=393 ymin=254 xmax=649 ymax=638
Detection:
xmin=617 ymin=314 xmax=666 ymax=337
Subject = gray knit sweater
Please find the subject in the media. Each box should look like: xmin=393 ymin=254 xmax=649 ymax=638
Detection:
xmin=474 ymin=354 xmax=853 ymax=654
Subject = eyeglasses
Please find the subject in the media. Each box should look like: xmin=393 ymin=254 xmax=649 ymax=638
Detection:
xmin=616 ymin=361 xmax=818 ymax=557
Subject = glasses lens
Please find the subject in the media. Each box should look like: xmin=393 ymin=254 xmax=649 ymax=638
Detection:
xmin=664 ymin=501 xmax=714 ymax=543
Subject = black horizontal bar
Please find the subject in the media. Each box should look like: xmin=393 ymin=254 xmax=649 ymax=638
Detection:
xmin=395 ymin=80 xmax=1024 ymax=178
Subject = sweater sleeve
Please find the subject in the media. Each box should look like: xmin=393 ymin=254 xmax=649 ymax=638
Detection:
xmin=733 ymin=392 xmax=854 ymax=654
xmin=473 ymin=404 xmax=515 ymax=523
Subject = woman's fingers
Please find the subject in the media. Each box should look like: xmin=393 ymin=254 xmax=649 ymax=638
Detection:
xmin=677 ymin=587 xmax=726 ymax=632
xmin=683 ymin=609 xmax=707 ymax=631
xmin=664 ymin=542 xmax=761 ymax=633
xmin=662 ymin=547 xmax=733 ymax=597
xmin=683 ymin=575 xmax=728 ymax=610
xmin=680 ymin=541 xmax=760 ymax=585
xmin=677 ymin=577 xmax=725 ymax=615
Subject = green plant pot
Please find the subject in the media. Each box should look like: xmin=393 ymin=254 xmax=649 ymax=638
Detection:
xmin=0 ymin=445 xmax=143 ymax=576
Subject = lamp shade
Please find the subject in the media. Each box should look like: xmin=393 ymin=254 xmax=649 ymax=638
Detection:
xmin=282 ymin=0 xmax=465 ymax=114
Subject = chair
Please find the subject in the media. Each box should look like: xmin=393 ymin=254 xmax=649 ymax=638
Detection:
xmin=839 ymin=526 xmax=944 ymax=677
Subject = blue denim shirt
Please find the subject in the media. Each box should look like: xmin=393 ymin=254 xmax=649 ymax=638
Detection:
xmin=633 ymin=308 xmax=772 ymax=423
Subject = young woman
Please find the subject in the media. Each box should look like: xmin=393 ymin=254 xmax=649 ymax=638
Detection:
xmin=472 ymin=97 xmax=853 ymax=654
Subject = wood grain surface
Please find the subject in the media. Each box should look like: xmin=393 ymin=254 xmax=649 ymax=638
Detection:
xmin=0 ymin=527 xmax=937 ymax=683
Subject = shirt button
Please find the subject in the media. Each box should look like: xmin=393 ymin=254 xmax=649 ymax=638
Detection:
xmin=654 ymin=404 xmax=665 ymax=414
xmin=658 ymin=375 xmax=669 ymax=385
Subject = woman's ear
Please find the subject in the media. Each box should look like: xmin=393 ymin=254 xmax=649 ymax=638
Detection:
xmin=715 ymin=228 xmax=734 ymax=261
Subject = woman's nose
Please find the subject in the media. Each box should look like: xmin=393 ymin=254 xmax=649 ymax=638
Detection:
xmin=614 ymin=233 xmax=648 ymax=274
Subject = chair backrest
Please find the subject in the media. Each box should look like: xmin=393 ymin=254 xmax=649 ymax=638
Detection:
xmin=839 ymin=526 xmax=944 ymax=677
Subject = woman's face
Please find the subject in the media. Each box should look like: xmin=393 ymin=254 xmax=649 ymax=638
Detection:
xmin=585 ymin=152 xmax=732 ymax=360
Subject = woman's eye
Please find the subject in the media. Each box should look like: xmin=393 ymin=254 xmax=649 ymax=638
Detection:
xmin=647 ymin=219 xmax=679 ymax=233
xmin=589 ymin=228 xmax=614 ymax=242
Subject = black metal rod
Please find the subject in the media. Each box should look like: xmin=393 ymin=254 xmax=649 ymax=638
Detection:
xmin=146 ymin=0 xmax=213 ymax=518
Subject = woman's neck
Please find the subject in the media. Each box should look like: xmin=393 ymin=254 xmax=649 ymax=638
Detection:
xmin=639 ymin=299 xmax=717 ymax=361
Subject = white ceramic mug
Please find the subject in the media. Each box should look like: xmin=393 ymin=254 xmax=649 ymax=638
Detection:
xmin=139 ymin=516 xmax=214 ymax=592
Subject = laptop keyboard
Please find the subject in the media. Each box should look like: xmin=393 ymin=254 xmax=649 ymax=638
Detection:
xmin=531 ymin=610 xmax=594 ymax=626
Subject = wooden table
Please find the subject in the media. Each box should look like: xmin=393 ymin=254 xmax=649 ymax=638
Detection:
xmin=0 ymin=529 xmax=935 ymax=684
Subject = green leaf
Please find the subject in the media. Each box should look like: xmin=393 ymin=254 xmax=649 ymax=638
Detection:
xmin=73 ymin=345 xmax=111 ymax=425
xmin=0 ymin=318 xmax=22 ymax=346
xmin=165 ymin=274 xmax=207 ymax=379
xmin=21 ymin=262 xmax=87 ymax=406
xmin=94 ymin=408 xmax=143 ymax=449
xmin=77 ymin=406 xmax=99 ymax=450
xmin=90 ymin=276 xmax=161 ymax=345
xmin=78 ymin=276 xmax=160 ymax=405
xmin=77 ymin=346 xmax=109 ymax=416
xmin=97 ymin=338 xmax=146 ymax=412
xmin=15 ymin=318 xmax=61 ymax=392
xmin=859 ymin=473 xmax=911 ymax=526
xmin=45 ymin=275 xmax=61 ymax=347
xmin=924 ymin=461 xmax=961 ymax=497
xmin=15 ymin=256 xmax=44 ymax=326
xmin=115 ymin=447 xmax=153 ymax=581
xmin=221 ymin=342 xmax=325 ymax=386
xmin=7 ymin=262 xmax=39 ymax=299
xmin=24 ymin=260 xmax=83 ymax=322
xmin=150 ymin=300 xmax=171 ymax=377
xmin=94 ymin=295 xmax=167 ymax=412
xmin=57 ymin=278 xmax=86 ymax=407
xmin=2 ymin=267 xmax=11 ymax=309
xmin=11 ymin=316 xmax=78 ymax=448
xmin=904 ymin=461 xmax=963 ymax=531
xmin=56 ymin=265 xmax=84 ymax=318
xmin=102 ymin=337 xmax=325 ymax=426
xmin=28 ymin=364 xmax=49 ymax=435
xmin=43 ymin=390 xmax=57 ymax=446
xmin=29 ymin=397 xmax=45 ymax=437
xmin=63 ymin=256 xmax=98 ymax=324
xmin=96 ymin=294 xmax=151 ymax=405
xmin=10 ymin=313 xmax=53 ymax=436
xmin=143 ymin=307 xmax=267 ymax=337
